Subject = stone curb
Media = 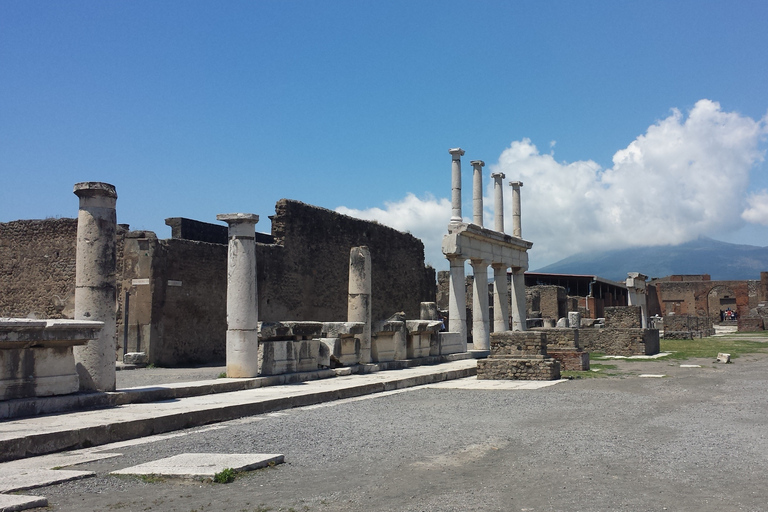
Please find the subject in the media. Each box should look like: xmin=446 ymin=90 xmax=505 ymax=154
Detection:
xmin=0 ymin=362 xmax=476 ymax=463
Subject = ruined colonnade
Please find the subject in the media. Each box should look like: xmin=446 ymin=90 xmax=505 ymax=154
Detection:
xmin=442 ymin=149 xmax=533 ymax=352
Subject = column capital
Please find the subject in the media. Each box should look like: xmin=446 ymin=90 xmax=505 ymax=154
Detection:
xmin=508 ymin=181 xmax=523 ymax=188
xmin=74 ymin=182 xmax=117 ymax=200
xmin=470 ymin=160 xmax=485 ymax=168
xmin=217 ymin=213 xmax=259 ymax=225
xmin=491 ymin=172 xmax=505 ymax=180
xmin=449 ymin=147 xmax=465 ymax=159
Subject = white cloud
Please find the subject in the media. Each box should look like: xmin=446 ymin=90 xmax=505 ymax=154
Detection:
xmin=742 ymin=190 xmax=768 ymax=225
xmin=339 ymin=99 xmax=767 ymax=271
xmin=336 ymin=193 xmax=451 ymax=268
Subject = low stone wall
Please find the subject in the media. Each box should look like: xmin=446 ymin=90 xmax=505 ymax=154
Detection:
xmin=663 ymin=315 xmax=714 ymax=338
xmin=578 ymin=328 xmax=659 ymax=356
xmin=532 ymin=327 xmax=580 ymax=350
xmin=547 ymin=349 xmax=589 ymax=371
xmin=476 ymin=331 xmax=561 ymax=380
xmin=604 ymin=306 xmax=642 ymax=328
xmin=738 ymin=318 xmax=764 ymax=332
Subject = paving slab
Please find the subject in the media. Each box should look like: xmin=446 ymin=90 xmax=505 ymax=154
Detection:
xmin=0 ymin=468 xmax=94 ymax=493
xmin=0 ymin=358 xmax=477 ymax=462
xmin=110 ymin=453 xmax=284 ymax=478
xmin=639 ymin=374 xmax=666 ymax=378
xmin=425 ymin=377 xmax=566 ymax=390
xmin=0 ymin=494 xmax=48 ymax=512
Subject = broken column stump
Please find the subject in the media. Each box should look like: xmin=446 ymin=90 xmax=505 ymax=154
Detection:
xmin=477 ymin=331 xmax=561 ymax=380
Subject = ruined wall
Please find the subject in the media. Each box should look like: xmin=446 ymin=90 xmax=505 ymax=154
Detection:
xmin=526 ymin=285 xmax=565 ymax=320
xmin=578 ymin=328 xmax=659 ymax=356
xmin=604 ymin=306 xmax=642 ymax=329
xmin=651 ymin=279 xmax=760 ymax=323
xmin=0 ymin=219 xmax=127 ymax=323
xmin=265 ymin=200 xmax=435 ymax=323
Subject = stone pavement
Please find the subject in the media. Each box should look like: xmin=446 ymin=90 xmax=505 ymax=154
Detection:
xmin=0 ymin=358 xmax=478 ymax=465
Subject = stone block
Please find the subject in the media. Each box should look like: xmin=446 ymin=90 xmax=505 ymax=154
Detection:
xmin=0 ymin=346 xmax=79 ymax=400
xmin=259 ymin=339 xmax=330 ymax=375
xmin=372 ymin=320 xmax=406 ymax=362
xmin=434 ymin=331 xmax=466 ymax=355
xmin=123 ymin=352 xmax=148 ymax=365
xmin=717 ymin=352 xmax=731 ymax=363
xmin=259 ymin=321 xmax=324 ymax=341
xmin=318 ymin=337 xmax=361 ymax=366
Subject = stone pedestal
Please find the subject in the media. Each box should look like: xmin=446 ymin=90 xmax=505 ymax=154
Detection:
xmin=477 ymin=331 xmax=561 ymax=380
xmin=405 ymin=320 xmax=442 ymax=359
xmin=371 ymin=319 xmax=407 ymax=362
xmin=217 ymin=213 xmax=259 ymax=378
xmin=73 ymin=182 xmax=117 ymax=392
xmin=319 ymin=322 xmax=365 ymax=366
xmin=1 ymin=318 xmax=103 ymax=400
xmin=258 ymin=321 xmax=329 ymax=375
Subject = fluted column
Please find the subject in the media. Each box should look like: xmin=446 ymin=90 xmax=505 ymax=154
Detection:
xmin=509 ymin=181 xmax=523 ymax=238
xmin=449 ymin=148 xmax=465 ymax=224
xmin=491 ymin=172 xmax=505 ymax=233
xmin=471 ymin=259 xmax=490 ymax=350
xmin=73 ymin=182 xmax=117 ymax=392
xmin=492 ymin=264 xmax=509 ymax=332
xmin=471 ymin=160 xmax=485 ymax=227
xmin=217 ymin=213 xmax=259 ymax=378
xmin=448 ymin=256 xmax=467 ymax=344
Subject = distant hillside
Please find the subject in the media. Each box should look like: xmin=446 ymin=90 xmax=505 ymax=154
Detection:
xmin=533 ymin=237 xmax=768 ymax=282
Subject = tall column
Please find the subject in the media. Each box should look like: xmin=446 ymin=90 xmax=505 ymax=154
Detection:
xmin=471 ymin=259 xmax=490 ymax=351
xmin=492 ymin=264 xmax=509 ymax=332
xmin=447 ymin=256 xmax=467 ymax=344
xmin=471 ymin=160 xmax=485 ymax=226
xmin=73 ymin=182 xmax=117 ymax=392
xmin=217 ymin=213 xmax=259 ymax=378
xmin=348 ymin=246 xmax=372 ymax=364
xmin=509 ymin=181 xmax=523 ymax=238
xmin=449 ymin=148 xmax=465 ymax=224
xmin=510 ymin=268 xmax=527 ymax=331
xmin=491 ymin=172 xmax=506 ymax=233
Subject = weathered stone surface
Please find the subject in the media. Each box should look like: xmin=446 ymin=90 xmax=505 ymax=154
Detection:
xmin=489 ymin=331 xmax=548 ymax=357
xmin=371 ymin=320 xmax=406 ymax=362
xmin=122 ymin=352 xmax=148 ymax=365
xmin=259 ymin=339 xmax=330 ymax=375
xmin=548 ymin=348 xmax=590 ymax=371
xmin=435 ymin=332 xmax=465 ymax=356
xmin=259 ymin=321 xmax=324 ymax=341
xmin=604 ymin=306 xmax=643 ymax=329
xmin=477 ymin=358 xmax=560 ymax=380
xmin=717 ymin=352 xmax=731 ymax=363
xmin=579 ymin=328 xmax=659 ymax=356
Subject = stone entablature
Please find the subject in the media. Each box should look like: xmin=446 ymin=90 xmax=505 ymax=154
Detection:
xmin=441 ymin=223 xmax=531 ymax=269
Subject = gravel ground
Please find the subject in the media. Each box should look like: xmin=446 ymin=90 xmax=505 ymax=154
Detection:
xmin=26 ymin=352 xmax=768 ymax=512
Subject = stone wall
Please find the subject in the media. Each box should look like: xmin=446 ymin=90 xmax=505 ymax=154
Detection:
xmin=532 ymin=327 xmax=580 ymax=350
xmin=578 ymin=328 xmax=659 ymax=356
xmin=604 ymin=306 xmax=642 ymax=328
xmin=526 ymin=285 xmax=566 ymax=320
xmin=662 ymin=315 xmax=714 ymax=338
xmin=0 ymin=219 xmax=127 ymax=323
xmin=738 ymin=317 xmax=764 ymax=332
xmin=650 ymin=278 xmax=764 ymax=323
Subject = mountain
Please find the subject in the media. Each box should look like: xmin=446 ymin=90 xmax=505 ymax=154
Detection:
xmin=533 ymin=237 xmax=768 ymax=282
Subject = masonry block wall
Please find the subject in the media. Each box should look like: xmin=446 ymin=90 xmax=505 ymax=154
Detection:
xmin=526 ymin=285 xmax=566 ymax=320
xmin=649 ymin=277 xmax=762 ymax=323
xmin=604 ymin=306 xmax=642 ymax=328
xmin=578 ymin=328 xmax=659 ymax=356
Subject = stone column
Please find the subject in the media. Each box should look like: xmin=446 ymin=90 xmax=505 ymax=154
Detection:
xmin=447 ymin=256 xmax=467 ymax=344
xmin=492 ymin=264 xmax=509 ymax=332
xmin=449 ymin=148 xmax=465 ymax=224
xmin=510 ymin=268 xmax=527 ymax=331
xmin=348 ymin=246 xmax=372 ymax=364
xmin=217 ymin=213 xmax=259 ymax=378
xmin=491 ymin=172 xmax=505 ymax=233
xmin=509 ymin=181 xmax=523 ymax=238
xmin=471 ymin=160 xmax=485 ymax=227
xmin=471 ymin=259 xmax=490 ymax=351
xmin=73 ymin=182 xmax=118 ymax=392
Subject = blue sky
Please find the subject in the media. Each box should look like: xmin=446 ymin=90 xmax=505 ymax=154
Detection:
xmin=2 ymin=1 xmax=767 ymax=270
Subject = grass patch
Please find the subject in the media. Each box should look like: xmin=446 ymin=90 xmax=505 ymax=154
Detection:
xmin=138 ymin=474 xmax=165 ymax=484
xmin=217 ymin=372 xmax=227 ymax=378
xmin=213 ymin=467 xmax=237 ymax=484
xmin=660 ymin=336 xmax=768 ymax=360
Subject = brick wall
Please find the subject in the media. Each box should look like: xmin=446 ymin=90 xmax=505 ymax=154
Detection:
xmin=578 ymin=328 xmax=659 ymax=356
xmin=604 ymin=306 xmax=642 ymax=328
